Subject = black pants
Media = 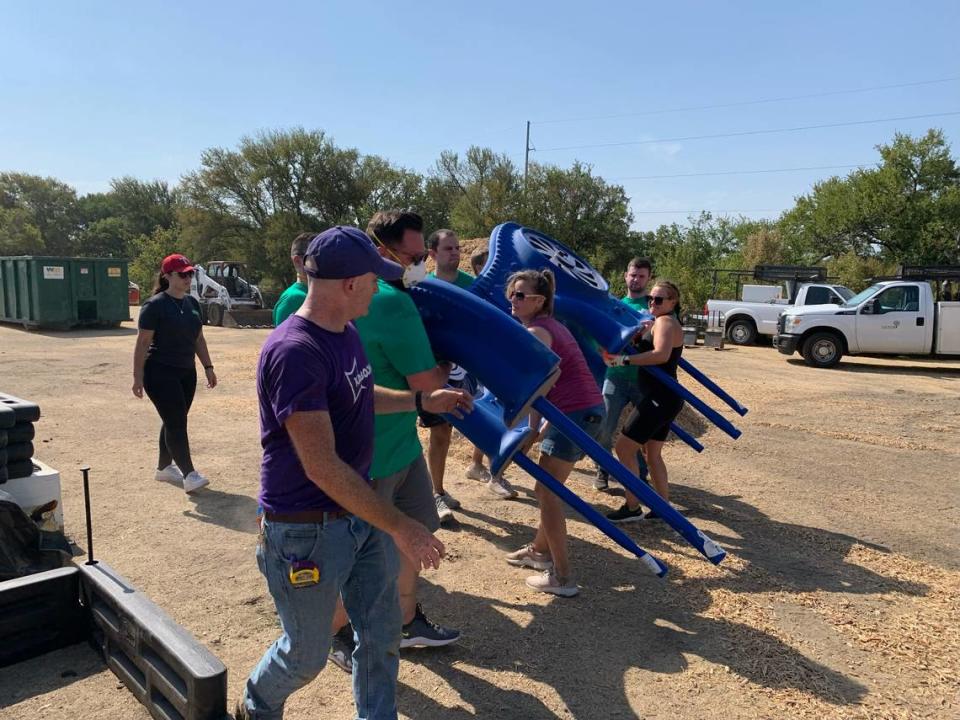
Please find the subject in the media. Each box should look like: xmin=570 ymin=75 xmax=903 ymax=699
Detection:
xmin=143 ymin=360 xmax=197 ymax=476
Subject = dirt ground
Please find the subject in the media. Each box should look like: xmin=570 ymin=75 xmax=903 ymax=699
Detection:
xmin=1 ymin=311 xmax=958 ymax=720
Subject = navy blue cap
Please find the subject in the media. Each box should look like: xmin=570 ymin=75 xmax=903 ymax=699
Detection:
xmin=303 ymin=226 xmax=403 ymax=281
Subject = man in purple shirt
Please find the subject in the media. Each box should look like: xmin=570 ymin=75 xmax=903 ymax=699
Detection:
xmin=236 ymin=227 xmax=472 ymax=720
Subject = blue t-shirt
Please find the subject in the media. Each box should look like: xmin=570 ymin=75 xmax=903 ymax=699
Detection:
xmin=257 ymin=315 xmax=374 ymax=513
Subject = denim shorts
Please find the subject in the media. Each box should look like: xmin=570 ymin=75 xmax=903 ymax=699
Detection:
xmin=539 ymin=403 xmax=605 ymax=463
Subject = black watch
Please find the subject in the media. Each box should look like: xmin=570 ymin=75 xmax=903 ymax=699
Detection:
xmin=204 ymin=364 xmax=214 ymax=370
xmin=414 ymin=391 xmax=424 ymax=413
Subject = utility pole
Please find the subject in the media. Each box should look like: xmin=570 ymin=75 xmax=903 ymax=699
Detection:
xmin=524 ymin=120 xmax=531 ymax=195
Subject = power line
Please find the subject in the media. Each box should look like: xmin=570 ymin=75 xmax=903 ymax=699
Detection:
xmin=533 ymin=76 xmax=960 ymax=125
xmin=631 ymin=209 xmax=783 ymax=214
xmin=614 ymin=163 xmax=871 ymax=181
xmin=535 ymin=110 xmax=960 ymax=153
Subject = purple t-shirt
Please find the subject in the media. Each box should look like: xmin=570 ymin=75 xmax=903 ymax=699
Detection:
xmin=257 ymin=315 xmax=374 ymax=513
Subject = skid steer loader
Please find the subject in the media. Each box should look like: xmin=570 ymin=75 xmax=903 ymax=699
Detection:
xmin=189 ymin=261 xmax=274 ymax=327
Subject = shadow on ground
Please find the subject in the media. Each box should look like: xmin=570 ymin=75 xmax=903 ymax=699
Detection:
xmin=401 ymin=482 xmax=928 ymax=719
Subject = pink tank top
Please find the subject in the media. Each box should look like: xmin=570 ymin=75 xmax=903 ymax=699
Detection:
xmin=529 ymin=316 xmax=602 ymax=413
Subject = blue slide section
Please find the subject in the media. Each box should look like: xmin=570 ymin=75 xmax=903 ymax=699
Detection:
xmin=533 ymin=398 xmax=727 ymax=566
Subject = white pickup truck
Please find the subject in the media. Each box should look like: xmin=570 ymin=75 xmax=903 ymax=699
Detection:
xmin=774 ymin=280 xmax=960 ymax=367
xmin=706 ymin=283 xmax=854 ymax=345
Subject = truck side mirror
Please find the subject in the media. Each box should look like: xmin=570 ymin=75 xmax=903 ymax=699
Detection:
xmin=861 ymin=299 xmax=875 ymax=315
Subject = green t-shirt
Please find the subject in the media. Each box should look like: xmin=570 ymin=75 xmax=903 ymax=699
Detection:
xmin=354 ymin=279 xmax=437 ymax=478
xmin=428 ymin=269 xmax=475 ymax=290
xmin=605 ymin=294 xmax=650 ymax=383
xmin=272 ymin=281 xmax=307 ymax=326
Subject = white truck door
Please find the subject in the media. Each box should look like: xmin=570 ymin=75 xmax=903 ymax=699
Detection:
xmin=856 ymin=285 xmax=927 ymax=353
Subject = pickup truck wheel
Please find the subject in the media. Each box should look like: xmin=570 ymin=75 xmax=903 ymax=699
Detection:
xmin=727 ymin=319 xmax=757 ymax=345
xmin=802 ymin=332 xmax=843 ymax=368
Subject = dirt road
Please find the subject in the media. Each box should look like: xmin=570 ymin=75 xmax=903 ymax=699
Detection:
xmin=1 ymin=315 xmax=957 ymax=719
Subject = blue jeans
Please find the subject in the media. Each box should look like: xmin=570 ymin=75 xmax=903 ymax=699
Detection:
xmin=242 ymin=516 xmax=401 ymax=719
xmin=596 ymin=375 xmax=649 ymax=481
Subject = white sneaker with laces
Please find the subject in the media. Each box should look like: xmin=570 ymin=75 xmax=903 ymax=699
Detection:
xmin=155 ymin=463 xmax=184 ymax=483
xmin=434 ymin=493 xmax=454 ymax=523
xmin=487 ymin=476 xmax=518 ymax=500
xmin=465 ymin=464 xmax=492 ymax=482
xmin=183 ymin=471 xmax=210 ymax=494
xmin=526 ymin=569 xmax=579 ymax=597
xmin=437 ymin=490 xmax=460 ymax=510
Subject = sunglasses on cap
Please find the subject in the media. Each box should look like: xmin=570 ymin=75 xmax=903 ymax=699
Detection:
xmin=176 ymin=270 xmax=195 ymax=279
xmin=508 ymin=290 xmax=543 ymax=302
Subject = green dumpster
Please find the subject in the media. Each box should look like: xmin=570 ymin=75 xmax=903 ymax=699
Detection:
xmin=0 ymin=256 xmax=131 ymax=329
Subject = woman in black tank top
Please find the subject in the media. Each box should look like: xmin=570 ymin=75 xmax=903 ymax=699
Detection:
xmin=602 ymin=281 xmax=685 ymax=523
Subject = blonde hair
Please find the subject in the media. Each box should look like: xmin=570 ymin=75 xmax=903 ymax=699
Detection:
xmin=506 ymin=269 xmax=556 ymax=316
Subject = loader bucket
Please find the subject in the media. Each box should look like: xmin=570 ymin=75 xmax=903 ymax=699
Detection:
xmin=222 ymin=308 xmax=274 ymax=328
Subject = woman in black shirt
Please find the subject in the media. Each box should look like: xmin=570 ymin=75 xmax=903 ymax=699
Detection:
xmin=132 ymin=254 xmax=217 ymax=493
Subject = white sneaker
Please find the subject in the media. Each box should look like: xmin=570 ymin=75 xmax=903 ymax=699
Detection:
xmin=434 ymin=493 xmax=454 ymax=523
xmin=437 ymin=490 xmax=460 ymax=510
xmin=183 ymin=471 xmax=210 ymax=494
xmin=465 ymin=464 xmax=492 ymax=482
xmin=155 ymin=463 xmax=184 ymax=483
xmin=488 ymin=476 xmax=518 ymax=500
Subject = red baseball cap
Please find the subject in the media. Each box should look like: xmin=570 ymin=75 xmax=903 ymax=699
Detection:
xmin=161 ymin=254 xmax=195 ymax=274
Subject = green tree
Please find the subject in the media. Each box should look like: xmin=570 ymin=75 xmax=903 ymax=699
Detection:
xmin=0 ymin=207 xmax=43 ymax=254
xmin=128 ymin=226 xmax=183 ymax=295
xmin=780 ymin=129 xmax=960 ymax=265
xmin=434 ymin=147 xmax=522 ymax=237
xmin=0 ymin=172 xmax=79 ymax=254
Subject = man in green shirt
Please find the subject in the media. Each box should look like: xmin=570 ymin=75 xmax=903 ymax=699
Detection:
xmin=422 ymin=231 xmax=515 ymax=521
xmin=352 ymin=210 xmax=460 ymax=650
xmin=271 ymin=232 xmax=314 ymax=326
xmin=595 ymin=257 xmax=653 ymax=491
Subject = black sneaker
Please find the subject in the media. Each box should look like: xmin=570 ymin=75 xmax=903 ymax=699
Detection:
xmin=643 ymin=510 xmax=662 ymax=521
xmin=606 ymin=502 xmax=645 ymax=523
xmin=400 ymin=603 xmax=460 ymax=648
xmin=328 ymin=624 xmax=355 ymax=673
xmin=592 ymin=468 xmax=609 ymax=491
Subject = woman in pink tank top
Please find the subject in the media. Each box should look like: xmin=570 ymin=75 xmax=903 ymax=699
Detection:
xmin=502 ymin=269 xmax=604 ymax=598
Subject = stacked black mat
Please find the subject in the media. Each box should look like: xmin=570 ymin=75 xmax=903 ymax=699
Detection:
xmin=0 ymin=393 xmax=40 ymax=483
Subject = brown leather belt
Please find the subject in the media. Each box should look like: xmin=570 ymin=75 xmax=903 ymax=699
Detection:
xmin=263 ymin=508 xmax=351 ymax=524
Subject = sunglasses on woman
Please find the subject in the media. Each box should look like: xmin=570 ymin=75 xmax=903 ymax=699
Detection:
xmin=650 ymin=295 xmax=672 ymax=306
xmin=508 ymin=291 xmax=544 ymax=302
xmin=176 ymin=270 xmax=195 ymax=279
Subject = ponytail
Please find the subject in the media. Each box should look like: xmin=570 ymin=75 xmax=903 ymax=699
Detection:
xmin=152 ymin=272 xmax=169 ymax=296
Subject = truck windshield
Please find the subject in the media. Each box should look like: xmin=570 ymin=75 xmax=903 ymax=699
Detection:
xmin=833 ymin=286 xmax=854 ymax=301
xmin=842 ymin=284 xmax=883 ymax=307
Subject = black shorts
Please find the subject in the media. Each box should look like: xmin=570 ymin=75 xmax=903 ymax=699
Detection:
xmin=621 ymin=395 xmax=684 ymax=444
xmin=418 ymin=374 xmax=480 ymax=429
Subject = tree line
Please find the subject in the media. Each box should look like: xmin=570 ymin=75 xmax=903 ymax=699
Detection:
xmin=2 ymin=128 xmax=957 ymax=313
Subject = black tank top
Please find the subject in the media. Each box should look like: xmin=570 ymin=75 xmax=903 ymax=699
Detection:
xmin=635 ymin=338 xmax=684 ymax=402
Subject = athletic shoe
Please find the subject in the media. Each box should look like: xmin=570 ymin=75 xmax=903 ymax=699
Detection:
xmin=328 ymin=625 xmax=355 ymax=674
xmin=505 ymin=544 xmax=553 ymax=570
xmin=606 ymin=502 xmax=645 ymax=523
xmin=592 ymin=468 xmax=609 ymax=491
xmin=182 ymin=471 xmax=210 ymax=494
xmin=155 ymin=463 xmax=184 ymax=483
xmin=487 ymin=476 xmax=518 ymax=500
xmin=400 ymin=604 xmax=460 ymax=648
xmin=437 ymin=490 xmax=460 ymax=510
xmin=434 ymin=494 xmax=454 ymax=523
xmin=465 ymin=464 xmax=492 ymax=482
xmin=644 ymin=510 xmax=662 ymax=522
xmin=525 ymin=569 xmax=579 ymax=597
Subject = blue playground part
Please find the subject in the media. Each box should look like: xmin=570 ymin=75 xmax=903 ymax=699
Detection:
xmin=410 ymin=278 xmax=559 ymax=426
xmin=513 ymin=454 xmax=668 ymax=577
xmin=472 ymin=222 xmax=644 ymax=351
xmin=443 ymin=392 xmax=668 ymax=577
xmin=444 ymin=390 xmax=533 ymax=477
xmin=678 ymin=357 xmax=748 ymax=417
xmin=533 ymin=397 xmax=727 ymax=565
xmin=471 ymin=222 xmax=745 ymax=440
xmin=668 ymin=423 xmax=704 ymax=453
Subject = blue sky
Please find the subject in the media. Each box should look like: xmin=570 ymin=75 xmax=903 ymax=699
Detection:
xmin=1 ymin=1 xmax=958 ymax=230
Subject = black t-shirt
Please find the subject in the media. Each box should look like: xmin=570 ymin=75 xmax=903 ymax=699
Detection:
xmin=138 ymin=292 xmax=203 ymax=368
